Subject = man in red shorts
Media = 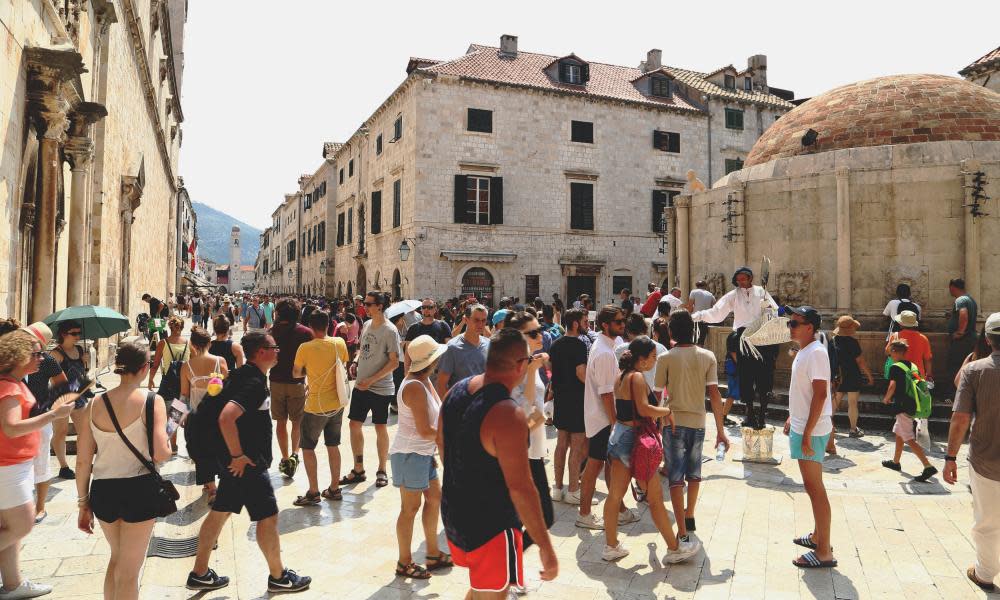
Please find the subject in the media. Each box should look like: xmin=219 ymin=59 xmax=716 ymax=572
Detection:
xmin=438 ymin=328 xmax=558 ymax=597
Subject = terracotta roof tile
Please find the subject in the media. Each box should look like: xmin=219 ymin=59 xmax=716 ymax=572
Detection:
xmin=960 ymin=46 xmax=1000 ymax=76
xmin=323 ymin=142 xmax=343 ymax=158
xmin=662 ymin=66 xmax=793 ymax=108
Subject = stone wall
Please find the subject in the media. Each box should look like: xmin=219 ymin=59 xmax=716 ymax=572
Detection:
xmin=708 ymin=100 xmax=783 ymax=186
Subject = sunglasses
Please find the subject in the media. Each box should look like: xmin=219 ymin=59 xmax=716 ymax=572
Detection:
xmin=363 ymin=302 xmax=377 ymax=307
xmin=30 ymin=351 xmax=46 ymax=359
xmin=421 ymin=306 xmax=435 ymax=310
xmin=66 ymin=330 xmax=82 ymax=336
xmin=264 ymin=345 xmax=281 ymax=351
xmin=611 ymin=318 xmax=626 ymax=324
xmin=524 ymin=327 xmax=544 ymax=339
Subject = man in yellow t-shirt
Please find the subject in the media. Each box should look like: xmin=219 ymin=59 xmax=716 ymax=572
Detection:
xmin=291 ymin=311 xmax=350 ymax=505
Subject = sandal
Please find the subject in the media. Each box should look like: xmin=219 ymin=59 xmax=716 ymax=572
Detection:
xmin=321 ymin=487 xmax=343 ymax=501
xmin=793 ymin=534 xmax=817 ymax=550
xmin=293 ymin=491 xmax=321 ymax=507
xmin=339 ymin=469 xmax=366 ymax=485
xmin=395 ymin=562 xmax=431 ymax=579
xmin=425 ymin=553 xmax=453 ymax=571
xmin=375 ymin=470 xmax=389 ymax=488
xmin=967 ymin=566 xmax=996 ymax=592
xmin=793 ymin=551 xmax=837 ymax=569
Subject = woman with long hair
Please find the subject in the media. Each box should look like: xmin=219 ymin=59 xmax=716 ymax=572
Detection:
xmin=209 ymin=316 xmax=244 ymax=372
xmin=601 ymin=336 xmax=701 ymax=564
xmin=148 ymin=316 xmax=189 ymax=453
xmin=76 ymin=342 xmax=171 ymax=600
xmin=0 ymin=328 xmax=76 ymax=598
xmin=50 ymin=319 xmax=92 ymax=480
xmin=180 ymin=327 xmax=229 ymax=504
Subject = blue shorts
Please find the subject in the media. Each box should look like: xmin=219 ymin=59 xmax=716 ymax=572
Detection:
xmin=663 ymin=426 xmax=705 ymax=487
xmin=606 ymin=424 xmax=636 ymax=468
xmin=390 ymin=452 xmax=437 ymax=491
xmin=789 ymin=431 xmax=829 ymax=463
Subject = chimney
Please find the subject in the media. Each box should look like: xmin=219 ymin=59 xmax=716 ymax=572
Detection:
xmin=748 ymin=54 xmax=767 ymax=91
xmin=500 ymin=34 xmax=518 ymax=58
xmin=645 ymin=49 xmax=662 ymax=72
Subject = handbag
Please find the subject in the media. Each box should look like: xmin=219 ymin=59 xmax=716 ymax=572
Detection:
xmin=102 ymin=392 xmax=179 ymax=518
xmin=630 ymin=417 xmax=663 ymax=482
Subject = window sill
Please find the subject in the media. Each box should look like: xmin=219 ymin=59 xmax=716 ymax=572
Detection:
xmin=569 ymin=140 xmax=595 ymax=146
xmin=464 ymin=130 xmax=494 ymax=137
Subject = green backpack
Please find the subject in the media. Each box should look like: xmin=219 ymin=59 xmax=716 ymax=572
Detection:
xmin=887 ymin=360 xmax=932 ymax=419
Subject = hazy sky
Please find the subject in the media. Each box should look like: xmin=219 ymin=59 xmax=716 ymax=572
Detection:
xmin=178 ymin=1 xmax=1000 ymax=229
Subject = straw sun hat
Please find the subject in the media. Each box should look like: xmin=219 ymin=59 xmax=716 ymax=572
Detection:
xmin=833 ymin=315 xmax=860 ymax=335
xmin=407 ymin=335 xmax=448 ymax=372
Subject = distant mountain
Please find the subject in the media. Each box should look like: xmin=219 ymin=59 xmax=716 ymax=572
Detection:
xmin=192 ymin=202 xmax=261 ymax=266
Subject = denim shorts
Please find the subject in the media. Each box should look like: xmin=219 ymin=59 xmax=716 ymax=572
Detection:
xmin=663 ymin=426 xmax=705 ymax=488
xmin=606 ymin=423 xmax=636 ymax=468
xmin=390 ymin=452 xmax=437 ymax=491
xmin=789 ymin=431 xmax=830 ymax=463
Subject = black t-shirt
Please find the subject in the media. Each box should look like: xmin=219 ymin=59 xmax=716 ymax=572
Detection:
xmin=26 ymin=354 xmax=63 ymax=416
xmin=405 ymin=320 xmax=452 ymax=345
xmin=621 ymin=298 xmax=634 ymax=314
xmin=889 ymin=360 xmax=916 ymax=416
xmin=834 ymin=336 xmax=861 ymax=380
xmin=549 ymin=335 xmax=587 ymax=400
xmin=147 ymin=297 xmax=163 ymax=317
xmin=225 ymin=364 xmax=273 ymax=469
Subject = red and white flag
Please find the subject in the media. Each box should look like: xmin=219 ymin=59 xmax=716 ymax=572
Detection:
xmin=189 ymin=240 xmax=197 ymax=272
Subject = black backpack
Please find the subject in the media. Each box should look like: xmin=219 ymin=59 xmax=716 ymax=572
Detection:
xmin=821 ymin=332 xmax=840 ymax=385
xmin=897 ymin=299 xmax=920 ymax=320
xmin=184 ymin=376 xmax=229 ymax=464
xmin=157 ymin=342 xmax=188 ymax=401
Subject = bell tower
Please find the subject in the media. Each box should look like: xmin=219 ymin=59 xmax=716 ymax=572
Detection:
xmin=230 ymin=225 xmax=241 ymax=274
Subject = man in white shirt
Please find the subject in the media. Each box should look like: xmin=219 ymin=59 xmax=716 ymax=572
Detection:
xmin=782 ymin=306 xmax=837 ymax=570
xmin=882 ymin=283 xmax=921 ymax=338
xmin=576 ymin=306 xmax=637 ymax=530
xmin=691 ymin=267 xmax=778 ymax=429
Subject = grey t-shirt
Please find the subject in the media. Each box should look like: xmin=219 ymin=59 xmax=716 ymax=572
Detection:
xmin=356 ymin=320 xmax=402 ymax=396
xmin=689 ymin=289 xmax=716 ymax=312
xmin=954 ymin=352 xmax=1000 ymax=481
xmin=439 ymin=335 xmax=490 ymax=388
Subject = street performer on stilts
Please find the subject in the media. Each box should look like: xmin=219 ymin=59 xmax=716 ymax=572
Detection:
xmin=691 ymin=267 xmax=778 ymax=429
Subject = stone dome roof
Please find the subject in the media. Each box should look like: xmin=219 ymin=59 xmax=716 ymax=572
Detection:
xmin=745 ymin=74 xmax=1000 ymax=167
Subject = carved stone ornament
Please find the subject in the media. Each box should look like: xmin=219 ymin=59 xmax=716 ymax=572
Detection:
xmin=882 ymin=266 xmax=929 ymax=308
xmin=704 ymin=272 xmax=727 ymax=299
xmin=121 ymin=175 xmax=143 ymax=214
xmin=773 ymin=270 xmax=813 ymax=306
xmin=25 ymin=47 xmax=86 ymax=142
xmin=64 ymin=102 xmax=107 ymax=169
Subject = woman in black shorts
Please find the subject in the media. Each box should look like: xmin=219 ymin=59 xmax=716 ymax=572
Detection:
xmin=75 ymin=343 xmax=172 ymax=600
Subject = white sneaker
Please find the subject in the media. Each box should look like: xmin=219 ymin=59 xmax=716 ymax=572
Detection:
xmin=0 ymin=580 xmax=53 ymax=599
xmin=662 ymin=539 xmax=702 ymax=564
xmin=575 ymin=512 xmax=605 ymax=530
xmin=617 ymin=508 xmax=640 ymax=525
xmin=551 ymin=486 xmax=565 ymax=503
xmin=563 ymin=489 xmax=599 ymax=506
xmin=602 ymin=542 xmax=630 ymax=561
xmin=509 ymin=583 xmax=528 ymax=596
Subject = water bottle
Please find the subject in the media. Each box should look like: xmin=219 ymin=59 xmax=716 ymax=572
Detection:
xmin=716 ymin=444 xmax=726 ymax=462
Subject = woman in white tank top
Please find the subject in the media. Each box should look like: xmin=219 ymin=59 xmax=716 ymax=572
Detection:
xmin=75 ymin=342 xmax=171 ymax=600
xmin=180 ymin=326 xmax=229 ymax=503
xmin=390 ymin=335 xmax=449 ymax=579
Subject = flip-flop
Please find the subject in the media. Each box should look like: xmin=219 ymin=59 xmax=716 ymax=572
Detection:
xmin=793 ymin=551 xmax=837 ymax=569
xmin=967 ymin=567 xmax=996 ymax=592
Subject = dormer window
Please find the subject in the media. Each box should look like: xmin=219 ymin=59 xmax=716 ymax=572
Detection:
xmin=650 ymin=76 xmax=671 ymax=98
xmin=724 ymin=74 xmax=736 ymax=90
xmin=744 ymin=76 xmax=753 ymax=91
xmin=559 ymin=60 xmax=589 ymax=85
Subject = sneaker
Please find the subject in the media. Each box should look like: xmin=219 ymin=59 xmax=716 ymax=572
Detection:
xmin=186 ymin=569 xmax=230 ymax=591
xmin=267 ymin=568 xmax=311 ymax=594
xmin=563 ymin=489 xmax=598 ymax=506
xmin=913 ymin=465 xmax=939 ymax=482
xmin=848 ymin=428 xmax=864 ymax=438
xmin=678 ymin=534 xmax=690 ymax=543
xmin=723 ymin=417 xmax=737 ymax=427
xmin=617 ymin=508 xmax=640 ymax=525
xmin=287 ymin=454 xmax=300 ymax=477
xmin=575 ymin=512 xmax=604 ymax=530
xmin=881 ymin=460 xmax=902 ymax=472
xmin=57 ymin=466 xmax=74 ymax=480
xmin=278 ymin=458 xmax=291 ymax=478
xmin=0 ymin=580 xmax=52 ymax=599
xmin=601 ymin=542 xmax=630 ymax=561
xmin=509 ymin=583 xmax=528 ymax=596
xmin=551 ymin=486 xmax=565 ymax=503
xmin=662 ymin=539 xmax=702 ymax=564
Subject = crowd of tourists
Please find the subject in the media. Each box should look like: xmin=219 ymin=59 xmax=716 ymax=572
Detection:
xmin=0 ymin=271 xmax=997 ymax=598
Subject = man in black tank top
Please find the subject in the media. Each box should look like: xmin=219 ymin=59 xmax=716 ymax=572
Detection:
xmin=439 ymin=328 xmax=558 ymax=597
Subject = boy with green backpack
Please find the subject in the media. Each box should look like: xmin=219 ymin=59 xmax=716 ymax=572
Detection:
xmin=881 ymin=339 xmax=937 ymax=482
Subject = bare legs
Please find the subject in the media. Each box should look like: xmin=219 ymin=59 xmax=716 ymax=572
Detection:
xmin=892 ymin=436 xmax=932 ymax=468
xmin=797 ymin=460 xmax=833 ymax=562
xmin=396 ymin=480 xmax=442 ymax=566
xmin=553 ymin=431 xmax=585 ymax=494
xmin=302 ymin=445 xmax=343 ymax=494
xmin=348 ymin=421 xmax=389 ymax=475
xmin=51 ymin=418 xmax=70 ymax=469
xmin=604 ymin=461 xmax=679 ymax=551
xmin=98 ymin=518 xmax=156 ymax=600
xmin=193 ymin=511 xmax=284 ymax=580
xmin=275 ymin=418 xmax=302 ymax=461
xmin=0 ymin=502 xmax=35 ymax=592
xmin=670 ymin=481 xmax=700 ymax=538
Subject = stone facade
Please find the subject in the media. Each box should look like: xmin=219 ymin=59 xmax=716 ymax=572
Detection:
xmin=1 ymin=0 xmax=186 ymax=327
xmin=960 ymin=46 xmax=1000 ymax=94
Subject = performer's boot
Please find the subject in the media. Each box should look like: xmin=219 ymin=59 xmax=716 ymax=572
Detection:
xmin=756 ymin=392 xmax=775 ymax=430
xmin=742 ymin=397 xmax=757 ymax=429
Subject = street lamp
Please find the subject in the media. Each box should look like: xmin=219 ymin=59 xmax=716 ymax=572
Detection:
xmin=319 ymin=259 xmax=328 ymax=275
xmin=398 ymin=239 xmax=412 ymax=261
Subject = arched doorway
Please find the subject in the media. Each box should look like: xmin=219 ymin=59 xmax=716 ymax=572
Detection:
xmin=337 ymin=282 xmax=343 ymax=298
xmin=346 ymin=281 xmax=353 ymax=300
xmin=356 ymin=265 xmax=367 ymax=297
xmin=392 ymin=269 xmax=402 ymax=300
xmin=461 ymin=267 xmax=494 ymax=307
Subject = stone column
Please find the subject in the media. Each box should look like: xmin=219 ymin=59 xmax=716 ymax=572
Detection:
xmin=64 ymin=103 xmax=108 ymax=306
xmin=835 ymin=167 xmax=852 ymax=312
xmin=25 ymin=48 xmax=85 ymax=321
xmin=675 ymin=194 xmax=692 ymax=298
xmin=961 ymin=160 xmax=983 ymax=302
xmin=665 ymin=201 xmax=677 ymax=288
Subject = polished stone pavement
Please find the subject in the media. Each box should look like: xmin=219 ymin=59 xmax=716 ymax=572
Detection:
xmin=18 ymin=328 xmax=989 ymax=599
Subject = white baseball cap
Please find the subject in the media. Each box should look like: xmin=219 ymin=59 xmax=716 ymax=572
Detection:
xmin=986 ymin=312 xmax=1000 ymax=335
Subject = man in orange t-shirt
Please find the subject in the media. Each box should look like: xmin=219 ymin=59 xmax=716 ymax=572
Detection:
xmin=888 ymin=311 xmax=933 ymax=381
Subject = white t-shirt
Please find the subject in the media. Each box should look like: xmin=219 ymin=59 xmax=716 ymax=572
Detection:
xmin=788 ymin=339 xmax=833 ymax=436
xmin=513 ymin=370 xmax=546 ymax=460
xmin=583 ymin=334 xmax=622 ymax=437
xmin=882 ymin=299 xmax=922 ymax=320
xmin=664 ymin=294 xmax=683 ymax=309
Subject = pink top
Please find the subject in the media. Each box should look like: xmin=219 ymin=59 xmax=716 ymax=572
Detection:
xmin=0 ymin=379 xmax=39 ymax=466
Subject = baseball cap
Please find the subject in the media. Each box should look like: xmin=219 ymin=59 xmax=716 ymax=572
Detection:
xmin=786 ymin=305 xmax=821 ymax=328
xmin=986 ymin=312 xmax=1000 ymax=335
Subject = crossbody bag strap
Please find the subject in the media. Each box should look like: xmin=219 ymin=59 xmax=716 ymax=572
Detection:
xmin=145 ymin=392 xmax=155 ymax=465
xmin=101 ymin=393 xmax=161 ymax=479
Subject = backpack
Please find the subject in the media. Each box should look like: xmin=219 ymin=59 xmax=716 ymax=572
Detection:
xmin=184 ymin=374 xmax=230 ymax=464
xmin=630 ymin=417 xmax=663 ymax=482
xmin=820 ymin=332 xmax=839 ymax=385
xmin=157 ymin=342 xmax=188 ymax=401
xmin=890 ymin=361 xmax=932 ymax=419
xmin=896 ymin=299 xmax=920 ymax=319
xmin=136 ymin=313 xmax=150 ymax=337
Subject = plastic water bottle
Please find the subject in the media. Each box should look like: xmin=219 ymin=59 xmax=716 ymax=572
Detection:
xmin=716 ymin=444 xmax=726 ymax=462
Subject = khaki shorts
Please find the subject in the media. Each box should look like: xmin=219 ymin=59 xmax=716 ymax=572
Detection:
xmin=270 ymin=382 xmax=305 ymax=421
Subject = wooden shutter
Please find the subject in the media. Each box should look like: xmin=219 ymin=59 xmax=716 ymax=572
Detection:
xmin=454 ymin=175 xmax=468 ymax=223
xmin=393 ymin=179 xmax=401 ymax=228
xmin=559 ymin=62 xmax=569 ymax=83
xmin=371 ymin=191 xmax=382 ymax=234
xmin=337 ymin=213 xmax=344 ymax=246
xmin=581 ymin=63 xmax=590 ymax=83
xmin=669 ymin=132 xmax=680 ymax=153
xmin=571 ymin=183 xmax=593 ymax=230
xmin=489 ymin=177 xmax=503 ymax=225
xmin=652 ymin=191 xmax=667 ymax=232
xmin=653 ymin=130 xmax=664 ymax=150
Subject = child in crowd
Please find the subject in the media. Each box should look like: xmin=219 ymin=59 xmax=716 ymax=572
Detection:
xmin=881 ymin=339 xmax=937 ymax=482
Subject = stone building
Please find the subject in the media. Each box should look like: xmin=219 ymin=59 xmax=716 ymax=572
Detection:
xmin=1 ymin=1 xmax=187 ymax=324
xmin=319 ymin=35 xmax=792 ymax=306
xmin=961 ymin=46 xmax=1000 ymax=94
xmin=669 ymin=74 xmax=999 ymax=383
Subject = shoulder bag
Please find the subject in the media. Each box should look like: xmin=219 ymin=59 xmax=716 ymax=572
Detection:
xmin=101 ymin=392 xmax=179 ymax=517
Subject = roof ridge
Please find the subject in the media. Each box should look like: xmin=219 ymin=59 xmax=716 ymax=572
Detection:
xmin=462 ymin=43 xmax=651 ymax=71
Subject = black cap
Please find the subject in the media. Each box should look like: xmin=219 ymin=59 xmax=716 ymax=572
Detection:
xmin=786 ymin=305 xmax=821 ymax=328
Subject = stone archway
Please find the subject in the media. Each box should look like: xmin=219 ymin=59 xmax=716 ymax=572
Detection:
xmin=460 ymin=266 xmax=495 ymax=307
xmin=392 ymin=269 xmax=402 ymax=300
xmin=356 ymin=265 xmax=367 ymax=297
